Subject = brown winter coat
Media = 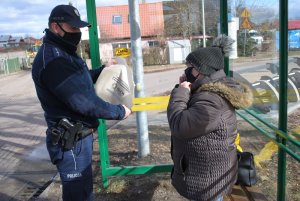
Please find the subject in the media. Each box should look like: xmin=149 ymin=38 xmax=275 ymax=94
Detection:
xmin=167 ymin=70 xmax=253 ymax=201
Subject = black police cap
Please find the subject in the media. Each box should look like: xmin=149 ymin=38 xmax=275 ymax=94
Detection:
xmin=49 ymin=5 xmax=91 ymax=28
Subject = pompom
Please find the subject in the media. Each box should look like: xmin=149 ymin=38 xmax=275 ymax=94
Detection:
xmin=212 ymin=34 xmax=235 ymax=56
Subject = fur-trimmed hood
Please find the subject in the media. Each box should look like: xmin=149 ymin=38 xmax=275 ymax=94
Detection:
xmin=196 ymin=80 xmax=253 ymax=109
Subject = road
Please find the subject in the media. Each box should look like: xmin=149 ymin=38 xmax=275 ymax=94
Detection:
xmin=143 ymin=59 xmax=276 ymax=96
xmin=0 ymin=59 xmax=276 ymax=200
xmin=144 ymin=67 xmax=184 ymax=96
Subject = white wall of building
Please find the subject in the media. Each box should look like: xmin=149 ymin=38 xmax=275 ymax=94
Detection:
xmin=228 ymin=17 xmax=239 ymax=59
xmin=218 ymin=16 xmax=239 ymax=59
xmin=80 ymin=26 xmax=100 ymax=41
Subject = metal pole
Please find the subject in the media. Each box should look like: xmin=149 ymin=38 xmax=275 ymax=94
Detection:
xmin=243 ymin=30 xmax=246 ymax=56
xmin=201 ymin=0 xmax=206 ymax=47
xmin=76 ymin=0 xmax=83 ymax=59
xmin=220 ymin=0 xmax=229 ymax=75
xmin=128 ymin=0 xmax=150 ymax=158
xmin=86 ymin=0 xmax=101 ymax=68
xmin=277 ymin=0 xmax=288 ymax=200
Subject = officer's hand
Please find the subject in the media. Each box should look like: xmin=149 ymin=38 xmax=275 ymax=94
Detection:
xmin=122 ymin=105 xmax=131 ymax=119
xmin=104 ymin=58 xmax=117 ymax=67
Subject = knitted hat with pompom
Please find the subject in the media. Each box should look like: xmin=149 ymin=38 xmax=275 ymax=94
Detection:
xmin=185 ymin=34 xmax=234 ymax=75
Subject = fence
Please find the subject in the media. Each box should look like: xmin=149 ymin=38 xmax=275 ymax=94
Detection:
xmin=0 ymin=57 xmax=26 ymax=75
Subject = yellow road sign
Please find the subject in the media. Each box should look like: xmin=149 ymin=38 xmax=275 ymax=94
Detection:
xmin=241 ymin=9 xmax=251 ymax=18
xmin=241 ymin=18 xmax=251 ymax=29
xmin=115 ymin=48 xmax=131 ymax=57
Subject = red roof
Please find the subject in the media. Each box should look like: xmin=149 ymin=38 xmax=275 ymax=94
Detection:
xmin=288 ymin=20 xmax=300 ymax=30
xmin=274 ymin=20 xmax=300 ymax=30
xmin=96 ymin=2 xmax=164 ymax=40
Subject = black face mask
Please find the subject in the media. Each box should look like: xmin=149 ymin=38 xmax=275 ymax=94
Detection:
xmin=185 ymin=67 xmax=197 ymax=83
xmin=62 ymin=31 xmax=82 ymax=46
xmin=57 ymin=23 xmax=82 ymax=46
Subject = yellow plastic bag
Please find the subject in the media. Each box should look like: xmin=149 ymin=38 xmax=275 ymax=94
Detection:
xmin=235 ymin=132 xmax=243 ymax=152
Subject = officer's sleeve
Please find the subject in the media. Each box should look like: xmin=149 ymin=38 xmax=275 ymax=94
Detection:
xmin=89 ymin=65 xmax=105 ymax=83
xmin=41 ymin=58 xmax=125 ymax=120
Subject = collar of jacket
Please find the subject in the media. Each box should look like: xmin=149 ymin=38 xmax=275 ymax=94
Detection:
xmin=192 ymin=70 xmax=253 ymax=109
xmin=43 ymin=29 xmax=77 ymax=55
xmin=191 ymin=70 xmax=226 ymax=92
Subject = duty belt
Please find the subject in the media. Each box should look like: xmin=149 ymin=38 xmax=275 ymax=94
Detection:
xmin=49 ymin=119 xmax=97 ymax=150
xmin=77 ymin=127 xmax=96 ymax=141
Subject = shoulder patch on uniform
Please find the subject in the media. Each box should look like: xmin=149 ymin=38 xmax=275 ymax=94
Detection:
xmin=52 ymin=47 xmax=63 ymax=57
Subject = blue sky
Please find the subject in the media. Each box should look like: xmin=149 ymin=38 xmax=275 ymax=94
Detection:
xmin=0 ymin=0 xmax=170 ymax=38
xmin=1 ymin=0 xmax=299 ymax=39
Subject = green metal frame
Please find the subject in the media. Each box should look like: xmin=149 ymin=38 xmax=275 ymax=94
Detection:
xmin=85 ymin=0 xmax=173 ymax=188
xmin=220 ymin=0 xmax=229 ymax=75
xmin=86 ymin=1 xmax=300 ymax=200
xmin=277 ymin=1 xmax=288 ymax=200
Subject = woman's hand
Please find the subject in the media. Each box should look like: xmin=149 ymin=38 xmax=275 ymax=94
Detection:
xmin=180 ymin=81 xmax=191 ymax=91
xmin=179 ymin=74 xmax=187 ymax=83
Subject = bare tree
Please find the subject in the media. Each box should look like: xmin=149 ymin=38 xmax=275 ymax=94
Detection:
xmin=163 ymin=0 xmax=219 ymax=40
xmin=163 ymin=0 xmax=196 ymax=39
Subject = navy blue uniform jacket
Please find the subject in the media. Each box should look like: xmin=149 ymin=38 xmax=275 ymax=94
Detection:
xmin=32 ymin=29 xmax=125 ymax=129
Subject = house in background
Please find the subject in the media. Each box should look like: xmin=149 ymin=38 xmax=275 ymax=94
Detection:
xmin=94 ymin=1 xmax=220 ymax=64
xmin=0 ymin=35 xmax=11 ymax=48
xmin=287 ymin=20 xmax=300 ymax=49
xmin=96 ymin=2 xmax=164 ymax=41
xmin=8 ymin=37 xmax=24 ymax=47
xmin=275 ymin=20 xmax=300 ymax=50
xmin=96 ymin=2 xmax=165 ymax=62
xmin=0 ymin=35 xmax=26 ymax=48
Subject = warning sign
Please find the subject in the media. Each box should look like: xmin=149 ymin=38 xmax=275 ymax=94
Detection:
xmin=241 ymin=18 xmax=251 ymax=29
xmin=115 ymin=48 xmax=131 ymax=57
xmin=241 ymin=9 xmax=251 ymax=18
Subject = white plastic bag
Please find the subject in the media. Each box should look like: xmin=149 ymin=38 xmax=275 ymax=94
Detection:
xmin=95 ymin=64 xmax=134 ymax=108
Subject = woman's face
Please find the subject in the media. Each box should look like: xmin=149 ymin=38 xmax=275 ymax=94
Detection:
xmin=185 ymin=63 xmax=204 ymax=82
xmin=191 ymin=67 xmax=201 ymax=78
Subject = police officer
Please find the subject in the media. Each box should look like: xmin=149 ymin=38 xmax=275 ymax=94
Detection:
xmin=32 ymin=4 xmax=131 ymax=201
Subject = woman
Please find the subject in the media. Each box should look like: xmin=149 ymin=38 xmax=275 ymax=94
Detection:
xmin=167 ymin=35 xmax=253 ymax=201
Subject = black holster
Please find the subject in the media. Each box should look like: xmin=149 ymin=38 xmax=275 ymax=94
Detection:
xmin=49 ymin=118 xmax=91 ymax=150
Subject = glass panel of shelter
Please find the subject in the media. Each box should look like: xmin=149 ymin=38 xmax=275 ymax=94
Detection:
xmin=89 ymin=1 xmax=300 ymax=198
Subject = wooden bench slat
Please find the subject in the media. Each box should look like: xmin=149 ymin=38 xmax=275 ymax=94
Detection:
xmin=225 ymin=185 xmax=269 ymax=201
xmin=242 ymin=185 xmax=269 ymax=201
xmin=226 ymin=185 xmax=250 ymax=201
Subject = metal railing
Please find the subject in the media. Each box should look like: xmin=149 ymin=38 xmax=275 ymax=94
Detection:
xmin=0 ymin=57 xmax=24 ymax=75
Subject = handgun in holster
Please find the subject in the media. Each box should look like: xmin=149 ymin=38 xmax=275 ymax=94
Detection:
xmin=58 ymin=118 xmax=83 ymax=150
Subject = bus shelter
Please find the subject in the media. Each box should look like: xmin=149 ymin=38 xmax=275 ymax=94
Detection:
xmin=84 ymin=1 xmax=299 ymax=201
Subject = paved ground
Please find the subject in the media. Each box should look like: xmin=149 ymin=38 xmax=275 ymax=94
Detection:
xmin=0 ymin=69 xmax=56 ymax=201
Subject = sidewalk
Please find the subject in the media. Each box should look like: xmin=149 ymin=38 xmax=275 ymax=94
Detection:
xmin=0 ymin=70 xmax=57 ymax=201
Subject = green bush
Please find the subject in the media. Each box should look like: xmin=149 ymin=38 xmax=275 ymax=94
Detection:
xmin=237 ymin=32 xmax=258 ymax=57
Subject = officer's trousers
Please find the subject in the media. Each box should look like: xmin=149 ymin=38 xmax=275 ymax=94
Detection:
xmin=46 ymin=132 xmax=94 ymax=201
